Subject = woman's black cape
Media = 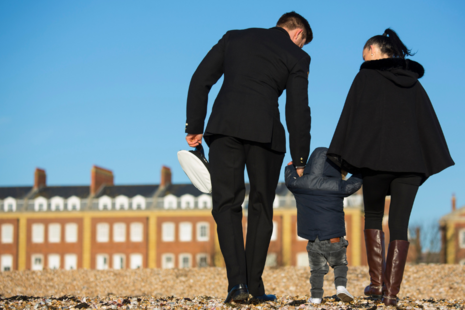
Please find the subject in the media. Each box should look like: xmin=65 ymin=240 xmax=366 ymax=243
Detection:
xmin=327 ymin=58 xmax=454 ymax=183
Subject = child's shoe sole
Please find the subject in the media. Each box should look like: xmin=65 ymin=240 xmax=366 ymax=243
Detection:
xmin=337 ymin=292 xmax=354 ymax=302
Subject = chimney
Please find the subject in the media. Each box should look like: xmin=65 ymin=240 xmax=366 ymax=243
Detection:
xmin=91 ymin=165 xmax=114 ymax=195
xmin=160 ymin=166 xmax=172 ymax=187
xmin=34 ymin=168 xmax=46 ymax=189
xmin=452 ymin=194 xmax=456 ymax=212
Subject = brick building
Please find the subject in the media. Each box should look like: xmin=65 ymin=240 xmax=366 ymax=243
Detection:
xmin=1 ymin=165 xmax=391 ymax=271
xmin=440 ymin=195 xmax=465 ymax=265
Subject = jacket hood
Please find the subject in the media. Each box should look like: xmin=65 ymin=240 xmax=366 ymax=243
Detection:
xmin=360 ymin=58 xmax=425 ymax=88
xmin=306 ymin=147 xmax=341 ymax=179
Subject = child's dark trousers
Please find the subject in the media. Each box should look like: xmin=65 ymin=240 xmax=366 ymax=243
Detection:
xmin=306 ymin=237 xmax=349 ymax=298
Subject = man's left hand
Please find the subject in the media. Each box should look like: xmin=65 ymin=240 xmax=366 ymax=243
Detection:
xmin=186 ymin=134 xmax=203 ymax=147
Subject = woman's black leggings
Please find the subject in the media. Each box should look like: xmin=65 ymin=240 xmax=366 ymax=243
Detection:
xmin=362 ymin=170 xmax=423 ymax=242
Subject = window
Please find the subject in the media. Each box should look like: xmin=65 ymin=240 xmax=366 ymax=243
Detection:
xmin=113 ymin=254 xmax=125 ymax=270
xmin=265 ymin=253 xmax=277 ymax=267
xmin=271 ymin=221 xmax=278 ymax=241
xmin=162 ymin=222 xmax=175 ymax=242
xmin=3 ymin=197 xmax=16 ymax=212
xmin=48 ymin=254 xmax=60 ymax=269
xmin=96 ymin=223 xmax=109 ymax=242
xmin=115 ymin=195 xmax=129 ymax=210
xmin=65 ymin=223 xmax=78 ymax=243
xmin=96 ymin=254 xmax=109 ymax=270
xmin=130 ymin=254 xmax=143 ymax=269
xmin=130 ymin=222 xmax=143 ymax=242
xmin=198 ymin=194 xmax=211 ymax=209
xmin=67 ymin=196 xmax=81 ymax=211
xmin=296 ymin=252 xmax=308 ymax=267
xmin=180 ymin=195 xmax=194 ymax=209
xmin=1 ymin=224 xmax=13 ymax=244
xmin=98 ymin=196 xmax=112 ymax=210
xmin=179 ymin=222 xmax=192 ymax=242
xmin=48 ymin=223 xmax=61 ymax=243
xmin=32 ymin=224 xmax=45 ymax=243
xmin=179 ymin=253 xmax=192 ymax=268
xmin=460 ymin=229 xmax=465 ymax=249
xmin=132 ymin=195 xmax=146 ymax=210
xmin=460 ymin=259 xmax=465 ymax=266
xmin=196 ymin=254 xmax=208 ymax=267
xmin=196 ymin=222 xmax=209 ymax=241
xmin=113 ymin=223 xmax=126 ymax=242
xmin=64 ymin=254 xmax=77 ymax=270
xmin=1 ymin=255 xmax=13 ymax=271
xmin=162 ymin=254 xmax=175 ymax=269
xmin=164 ymin=194 xmax=177 ymax=209
xmin=50 ymin=197 xmax=64 ymax=211
xmin=31 ymin=254 xmax=44 ymax=271
xmin=34 ymin=197 xmax=48 ymax=211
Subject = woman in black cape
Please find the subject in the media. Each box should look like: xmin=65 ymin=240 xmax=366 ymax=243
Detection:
xmin=327 ymin=29 xmax=454 ymax=306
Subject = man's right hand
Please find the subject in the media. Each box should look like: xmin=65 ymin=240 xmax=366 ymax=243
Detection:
xmin=186 ymin=134 xmax=203 ymax=147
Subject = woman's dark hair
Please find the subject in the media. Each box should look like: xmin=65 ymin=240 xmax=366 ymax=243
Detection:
xmin=364 ymin=28 xmax=415 ymax=58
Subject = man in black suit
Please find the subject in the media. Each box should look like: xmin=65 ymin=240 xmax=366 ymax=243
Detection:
xmin=185 ymin=12 xmax=312 ymax=302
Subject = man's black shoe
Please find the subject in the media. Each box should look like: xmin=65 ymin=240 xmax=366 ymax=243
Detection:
xmin=224 ymin=284 xmax=249 ymax=303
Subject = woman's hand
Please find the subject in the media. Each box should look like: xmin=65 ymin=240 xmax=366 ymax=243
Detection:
xmin=288 ymin=161 xmax=304 ymax=177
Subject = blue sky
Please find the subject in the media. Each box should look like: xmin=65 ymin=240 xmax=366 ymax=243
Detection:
xmin=1 ymin=0 xmax=464 ymax=226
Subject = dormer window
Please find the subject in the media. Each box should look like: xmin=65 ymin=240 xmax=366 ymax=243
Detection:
xmin=98 ymin=196 xmax=112 ymax=211
xmin=67 ymin=196 xmax=81 ymax=211
xmin=34 ymin=197 xmax=48 ymax=212
xmin=3 ymin=197 xmax=16 ymax=212
xmin=164 ymin=195 xmax=177 ymax=209
xmin=131 ymin=195 xmax=146 ymax=210
xmin=115 ymin=195 xmax=129 ymax=210
xmin=50 ymin=197 xmax=64 ymax=211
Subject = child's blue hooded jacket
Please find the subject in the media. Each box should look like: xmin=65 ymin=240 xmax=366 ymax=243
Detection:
xmin=285 ymin=147 xmax=363 ymax=241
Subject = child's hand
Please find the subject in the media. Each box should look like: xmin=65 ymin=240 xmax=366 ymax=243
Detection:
xmin=287 ymin=161 xmax=293 ymax=166
xmin=287 ymin=161 xmax=303 ymax=177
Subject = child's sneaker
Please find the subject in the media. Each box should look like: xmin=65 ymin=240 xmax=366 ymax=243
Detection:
xmin=309 ymin=298 xmax=322 ymax=304
xmin=336 ymin=286 xmax=354 ymax=302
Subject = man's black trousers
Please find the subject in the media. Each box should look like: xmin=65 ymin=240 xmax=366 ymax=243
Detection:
xmin=208 ymin=135 xmax=284 ymax=297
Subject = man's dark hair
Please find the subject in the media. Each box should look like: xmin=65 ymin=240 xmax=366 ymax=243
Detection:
xmin=277 ymin=11 xmax=313 ymax=45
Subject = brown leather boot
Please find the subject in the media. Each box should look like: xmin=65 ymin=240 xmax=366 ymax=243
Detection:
xmin=364 ymin=229 xmax=385 ymax=297
xmin=382 ymin=240 xmax=410 ymax=306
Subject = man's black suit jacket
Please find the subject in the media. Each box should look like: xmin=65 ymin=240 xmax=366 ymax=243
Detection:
xmin=186 ymin=27 xmax=311 ymax=166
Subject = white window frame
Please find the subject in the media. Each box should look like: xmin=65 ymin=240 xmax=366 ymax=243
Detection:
xmin=459 ymin=229 xmax=465 ymax=249
xmin=161 ymin=222 xmax=175 ymax=242
xmin=113 ymin=223 xmax=126 ymax=242
xmin=67 ymin=196 xmax=81 ymax=211
xmin=271 ymin=221 xmax=278 ymax=241
xmin=3 ymin=197 xmax=16 ymax=212
xmin=48 ymin=223 xmax=61 ymax=243
xmin=197 ymin=194 xmax=212 ymax=209
xmin=273 ymin=195 xmax=280 ymax=208
xmin=31 ymin=254 xmax=44 ymax=271
xmin=459 ymin=259 xmax=465 ymax=266
xmin=1 ymin=224 xmax=14 ymax=244
xmin=129 ymin=253 xmax=143 ymax=269
xmin=98 ymin=195 xmax=112 ymax=211
xmin=196 ymin=253 xmax=209 ymax=267
xmin=34 ymin=196 xmax=48 ymax=212
xmin=179 ymin=222 xmax=192 ymax=242
xmin=96 ymin=223 xmax=110 ymax=243
xmin=196 ymin=222 xmax=209 ymax=242
xmin=265 ymin=253 xmax=278 ymax=267
xmin=65 ymin=223 xmax=78 ymax=243
xmin=50 ymin=196 xmax=64 ymax=211
xmin=179 ymin=253 xmax=192 ymax=268
xmin=96 ymin=254 xmax=109 ymax=270
xmin=131 ymin=195 xmax=146 ymax=210
xmin=48 ymin=254 xmax=60 ymax=270
xmin=162 ymin=253 xmax=175 ymax=269
xmin=130 ymin=222 xmax=143 ymax=242
xmin=1 ymin=254 xmax=13 ymax=271
xmin=32 ymin=223 xmax=45 ymax=243
xmin=180 ymin=194 xmax=195 ymax=209
xmin=296 ymin=252 xmax=308 ymax=267
xmin=115 ymin=195 xmax=129 ymax=210
xmin=163 ymin=194 xmax=177 ymax=209
xmin=64 ymin=254 xmax=77 ymax=270
xmin=113 ymin=254 xmax=126 ymax=270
